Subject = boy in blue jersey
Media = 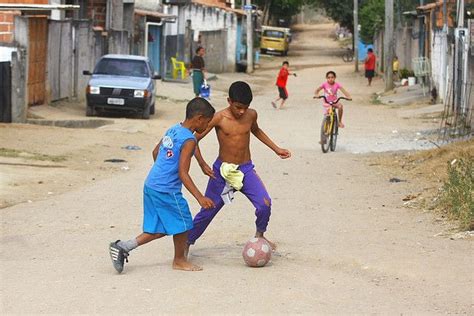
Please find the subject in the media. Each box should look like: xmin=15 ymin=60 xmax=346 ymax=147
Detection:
xmin=109 ymin=98 xmax=216 ymax=273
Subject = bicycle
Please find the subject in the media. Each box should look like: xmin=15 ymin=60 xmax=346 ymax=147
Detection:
xmin=342 ymin=48 xmax=354 ymax=62
xmin=314 ymin=95 xmax=351 ymax=153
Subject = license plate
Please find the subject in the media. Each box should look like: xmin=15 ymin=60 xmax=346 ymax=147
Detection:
xmin=107 ymin=98 xmax=124 ymax=105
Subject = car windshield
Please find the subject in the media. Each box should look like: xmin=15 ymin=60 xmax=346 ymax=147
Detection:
xmin=94 ymin=58 xmax=150 ymax=77
xmin=263 ymin=30 xmax=284 ymax=38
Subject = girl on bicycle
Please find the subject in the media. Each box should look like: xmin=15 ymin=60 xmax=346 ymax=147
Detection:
xmin=314 ymin=71 xmax=352 ymax=128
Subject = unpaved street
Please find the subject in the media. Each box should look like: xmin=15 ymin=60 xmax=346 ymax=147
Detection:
xmin=1 ymin=24 xmax=472 ymax=314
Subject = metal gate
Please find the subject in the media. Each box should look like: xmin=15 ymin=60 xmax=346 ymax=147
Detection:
xmin=0 ymin=61 xmax=12 ymax=123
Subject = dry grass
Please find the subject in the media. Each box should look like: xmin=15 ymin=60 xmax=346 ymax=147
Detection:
xmin=371 ymin=138 xmax=474 ymax=230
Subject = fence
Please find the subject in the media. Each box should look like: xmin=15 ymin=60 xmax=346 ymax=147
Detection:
xmin=439 ymin=81 xmax=473 ymax=142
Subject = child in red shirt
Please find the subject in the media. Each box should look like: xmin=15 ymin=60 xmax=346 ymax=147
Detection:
xmin=272 ymin=61 xmax=296 ymax=110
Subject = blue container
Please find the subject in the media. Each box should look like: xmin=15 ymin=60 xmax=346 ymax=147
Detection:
xmin=200 ymin=83 xmax=211 ymax=100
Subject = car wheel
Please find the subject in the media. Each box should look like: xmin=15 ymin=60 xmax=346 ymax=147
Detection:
xmin=150 ymin=102 xmax=155 ymax=115
xmin=86 ymin=106 xmax=96 ymax=117
xmin=142 ymin=105 xmax=150 ymax=119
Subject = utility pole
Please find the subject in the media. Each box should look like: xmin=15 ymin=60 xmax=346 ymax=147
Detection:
xmin=384 ymin=0 xmax=394 ymax=91
xmin=353 ymin=0 xmax=359 ymax=72
xmin=246 ymin=0 xmax=254 ymax=74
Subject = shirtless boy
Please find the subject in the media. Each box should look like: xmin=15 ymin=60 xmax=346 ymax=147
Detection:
xmin=187 ymin=81 xmax=291 ymax=250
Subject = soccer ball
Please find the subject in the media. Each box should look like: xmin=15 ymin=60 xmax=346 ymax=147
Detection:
xmin=242 ymin=237 xmax=272 ymax=267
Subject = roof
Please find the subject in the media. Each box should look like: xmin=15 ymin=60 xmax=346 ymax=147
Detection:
xmin=0 ymin=4 xmax=79 ymax=11
xmin=102 ymin=54 xmax=149 ymax=61
xmin=417 ymin=0 xmax=455 ymax=11
xmin=192 ymin=0 xmax=245 ymax=16
xmin=134 ymin=9 xmax=177 ymax=21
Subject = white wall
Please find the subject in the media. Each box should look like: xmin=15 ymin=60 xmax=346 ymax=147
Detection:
xmin=431 ymin=31 xmax=449 ymax=101
xmin=0 ymin=46 xmax=16 ymax=62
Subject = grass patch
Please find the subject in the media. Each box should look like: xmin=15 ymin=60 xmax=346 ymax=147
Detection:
xmin=439 ymin=156 xmax=474 ymax=230
xmin=371 ymin=93 xmax=382 ymax=105
xmin=0 ymin=148 xmax=67 ymax=162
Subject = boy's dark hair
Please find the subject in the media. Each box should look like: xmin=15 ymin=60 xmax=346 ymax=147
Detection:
xmin=368 ymin=48 xmax=373 ymax=53
xmin=326 ymin=71 xmax=336 ymax=78
xmin=196 ymin=46 xmax=204 ymax=54
xmin=186 ymin=97 xmax=215 ymax=119
xmin=282 ymin=61 xmax=289 ymax=66
xmin=229 ymin=81 xmax=253 ymax=105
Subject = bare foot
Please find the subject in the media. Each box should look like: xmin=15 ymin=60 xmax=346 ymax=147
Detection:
xmin=257 ymin=236 xmax=277 ymax=251
xmin=271 ymin=101 xmax=277 ymax=109
xmin=339 ymin=122 xmax=345 ymax=128
xmin=173 ymin=259 xmax=202 ymax=271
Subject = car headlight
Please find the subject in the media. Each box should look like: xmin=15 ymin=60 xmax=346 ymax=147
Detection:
xmin=87 ymin=85 xmax=100 ymax=94
xmin=134 ymin=90 xmax=146 ymax=98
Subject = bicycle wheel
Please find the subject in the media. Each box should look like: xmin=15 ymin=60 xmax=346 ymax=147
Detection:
xmin=320 ymin=116 xmax=331 ymax=153
xmin=330 ymin=114 xmax=338 ymax=151
xmin=342 ymin=51 xmax=353 ymax=62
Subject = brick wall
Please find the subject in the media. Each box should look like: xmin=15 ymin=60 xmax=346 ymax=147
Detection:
xmin=87 ymin=0 xmax=107 ymax=29
xmin=0 ymin=0 xmax=48 ymax=43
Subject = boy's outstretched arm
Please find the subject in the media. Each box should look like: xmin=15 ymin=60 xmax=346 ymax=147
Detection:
xmin=193 ymin=114 xmax=220 ymax=178
xmin=340 ymin=87 xmax=352 ymax=100
xmin=251 ymin=113 xmax=291 ymax=159
xmin=179 ymin=140 xmax=215 ymax=209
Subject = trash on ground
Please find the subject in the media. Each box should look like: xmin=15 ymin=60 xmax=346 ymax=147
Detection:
xmin=104 ymin=159 xmax=127 ymax=163
xmin=122 ymin=145 xmax=142 ymax=150
xmin=389 ymin=177 xmax=406 ymax=183
xmin=402 ymin=194 xmax=420 ymax=201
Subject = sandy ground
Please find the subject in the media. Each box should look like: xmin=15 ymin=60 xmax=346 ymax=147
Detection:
xmin=1 ymin=24 xmax=472 ymax=314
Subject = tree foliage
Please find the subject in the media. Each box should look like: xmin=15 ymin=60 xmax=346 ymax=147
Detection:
xmin=311 ymin=0 xmax=354 ymax=30
xmin=359 ymin=0 xmax=384 ymax=43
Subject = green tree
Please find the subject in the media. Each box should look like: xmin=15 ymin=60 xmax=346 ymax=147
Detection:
xmin=359 ymin=0 xmax=384 ymax=43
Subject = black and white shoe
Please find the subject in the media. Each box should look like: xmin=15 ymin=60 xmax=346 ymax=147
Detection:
xmin=109 ymin=240 xmax=129 ymax=273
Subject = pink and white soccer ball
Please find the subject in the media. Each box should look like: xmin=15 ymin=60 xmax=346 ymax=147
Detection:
xmin=242 ymin=237 xmax=272 ymax=267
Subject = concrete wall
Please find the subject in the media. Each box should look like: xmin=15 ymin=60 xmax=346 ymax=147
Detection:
xmin=430 ymin=31 xmax=451 ymax=101
xmin=11 ymin=50 xmax=27 ymax=123
xmin=182 ymin=4 xmax=238 ymax=72
xmin=374 ymin=24 xmax=420 ymax=74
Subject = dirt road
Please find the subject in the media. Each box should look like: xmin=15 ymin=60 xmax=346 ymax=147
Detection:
xmin=1 ymin=24 xmax=472 ymax=314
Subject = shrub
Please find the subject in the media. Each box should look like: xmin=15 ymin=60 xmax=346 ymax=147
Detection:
xmin=439 ymin=156 xmax=474 ymax=230
xmin=400 ymin=68 xmax=415 ymax=79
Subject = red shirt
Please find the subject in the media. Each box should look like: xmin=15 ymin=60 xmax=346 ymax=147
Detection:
xmin=276 ymin=67 xmax=289 ymax=87
xmin=365 ymin=52 xmax=376 ymax=70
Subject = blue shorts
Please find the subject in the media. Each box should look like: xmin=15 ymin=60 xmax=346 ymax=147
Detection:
xmin=143 ymin=185 xmax=193 ymax=235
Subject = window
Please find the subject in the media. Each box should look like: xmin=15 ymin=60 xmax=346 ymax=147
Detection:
xmin=94 ymin=59 xmax=150 ymax=77
xmin=263 ymin=30 xmax=284 ymax=38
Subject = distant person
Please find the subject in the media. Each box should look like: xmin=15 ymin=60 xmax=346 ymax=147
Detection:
xmin=190 ymin=47 xmax=206 ymax=97
xmin=364 ymin=48 xmax=376 ymax=86
xmin=271 ymin=61 xmax=296 ymax=110
xmin=314 ymin=71 xmax=352 ymax=128
xmin=392 ymin=56 xmax=400 ymax=82
xmin=108 ymin=98 xmax=216 ymax=273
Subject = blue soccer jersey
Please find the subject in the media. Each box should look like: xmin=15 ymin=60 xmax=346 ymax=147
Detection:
xmin=145 ymin=123 xmax=195 ymax=193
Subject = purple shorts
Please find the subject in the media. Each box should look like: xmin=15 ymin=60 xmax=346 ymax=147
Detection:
xmin=188 ymin=159 xmax=272 ymax=245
